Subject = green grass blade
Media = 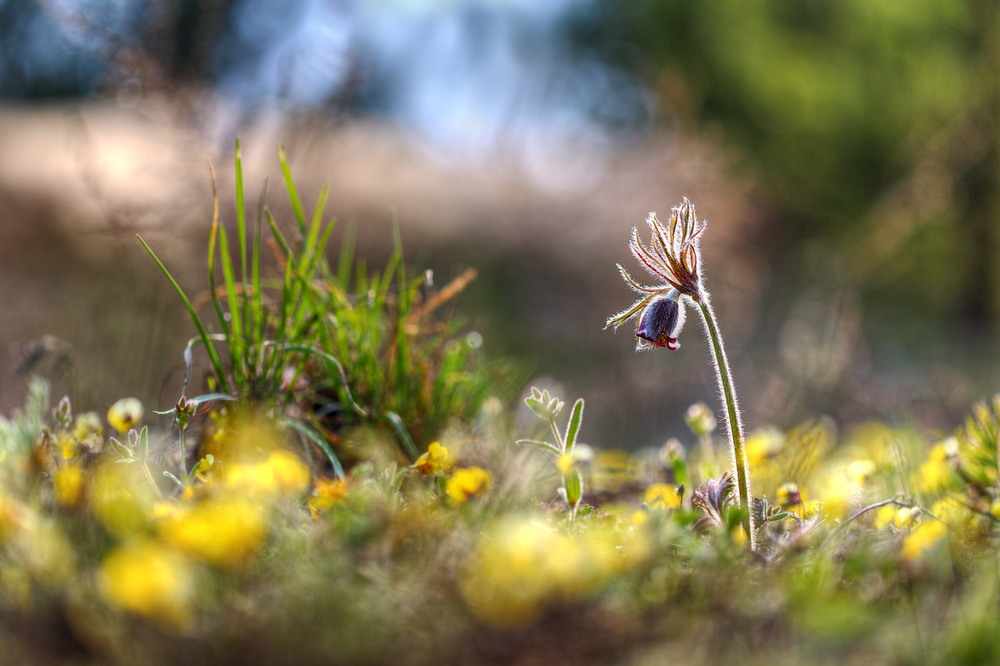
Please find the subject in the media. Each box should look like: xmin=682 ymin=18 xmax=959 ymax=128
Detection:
xmin=217 ymin=225 xmax=245 ymax=387
xmin=336 ymin=222 xmax=356 ymax=290
xmin=251 ymin=177 xmax=268 ymax=369
xmin=234 ymin=142 xmax=252 ymax=380
xmin=137 ymin=235 xmax=231 ymax=394
xmin=207 ymin=167 xmax=231 ymax=343
xmin=265 ymin=208 xmax=292 ymax=259
xmin=234 ymin=139 xmax=249 ymax=289
xmin=281 ymin=418 xmax=344 ymax=480
xmin=279 ymin=146 xmax=307 ymax=234
xmin=384 ymin=411 xmax=419 ymax=461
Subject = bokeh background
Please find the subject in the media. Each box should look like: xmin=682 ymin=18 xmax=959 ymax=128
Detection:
xmin=1 ymin=0 xmax=997 ymax=451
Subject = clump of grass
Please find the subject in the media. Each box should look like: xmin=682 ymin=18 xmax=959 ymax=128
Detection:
xmin=139 ymin=143 xmax=496 ymax=469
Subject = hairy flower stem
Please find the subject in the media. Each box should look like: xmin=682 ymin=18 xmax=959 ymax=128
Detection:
xmin=695 ymin=294 xmax=755 ymax=549
xmin=178 ymin=427 xmax=189 ymax=488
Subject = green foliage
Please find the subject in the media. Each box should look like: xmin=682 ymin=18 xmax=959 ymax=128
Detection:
xmin=141 ymin=144 xmax=496 ymax=464
xmin=957 ymin=394 xmax=1000 ymax=489
xmin=518 ymin=387 xmax=588 ymax=515
xmin=0 ymin=376 xmax=49 ymax=460
xmin=586 ymin=0 xmax=975 ymax=226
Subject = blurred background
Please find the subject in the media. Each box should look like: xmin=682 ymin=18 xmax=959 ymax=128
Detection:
xmin=0 ymin=0 xmax=997 ymax=451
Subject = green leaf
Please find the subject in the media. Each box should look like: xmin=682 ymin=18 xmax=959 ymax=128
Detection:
xmin=162 ymin=470 xmax=184 ymax=489
xmin=515 ymin=439 xmax=562 ymax=456
xmin=564 ymin=398 xmax=585 ymax=452
xmin=564 ymin=470 xmax=583 ymax=509
xmin=137 ymin=426 xmax=150 ymax=460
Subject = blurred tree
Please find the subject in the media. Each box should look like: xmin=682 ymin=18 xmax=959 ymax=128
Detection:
xmin=578 ymin=0 xmax=1000 ymax=337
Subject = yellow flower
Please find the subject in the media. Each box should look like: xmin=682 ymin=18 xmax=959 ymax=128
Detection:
xmin=846 ymin=459 xmax=877 ymax=485
xmin=643 ymin=483 xmax=681 ymax=511
xmin=990 ymin=498 xmax=1000 ymax=520
xmin=900 ymin=520 xmax=949 ymax=562
xmin=53 ymin=464 xmax=85 ymax=507
xmin=411 ymin=442 xmax=453 ymax=476
xmin=74 ymin=411 xmax=103 ymax=441
xmin=99 ymin=538 xmax=194 ymax=627
xmin=90 ymin=462 xmax=156 ymax=536
xmin=225 ymin=450 xmax=311 ymax=497
xmin=873 ymin=505 xmax=898 ymax=530
xmin=0 ymin=494 xmax=28 ymax=542
xmin=445 ymin=467 xmax=493 ymax=504
xmin=159 ymin=498 xmax=266 ymax=568
xmin=107 ymin=398 xmax=143 ymax=434
xmin=268 ymin=450 xmax=311 ymax=493
xmin=307 ymin=477 xmax=349 ymax=519
xmin=745 ymin=428 xmax=785 ymax=468
xmin=459 ymin=516 xmax=648 ymax=627
xmin=875 ymin=505 xmax=921 ymax=530
xmin=775 ymin=482 xmax=802 ymax=507
xmin=58 ymin=433 xmax=78 ymax=460
xmin=20 ymin=521 xmax=76 ymax=587
xmin=913 ymin=456 xmax=958 ymax=494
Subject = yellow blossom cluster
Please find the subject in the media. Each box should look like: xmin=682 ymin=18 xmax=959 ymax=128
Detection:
xmin=410 ymin=442 xmax=494 ymax=505
xmin=460 ymin=515 xmax=648 ymax=627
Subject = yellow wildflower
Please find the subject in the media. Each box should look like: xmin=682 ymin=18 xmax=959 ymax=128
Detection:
xmin=107 ymin=398 xmax=143 ymax=434
xmin=775 ymin=482 xmax=802 ymax=507
xmin=643 ymin=483 xmax=681 ymax=511
xmin=875 ymin=505 xmax=921 ymax=530
xmin=745 ymin=428 xmax=784 ymax=468
xmin=20 ymin=521 xmax=76 ymax=587
xmin=263 ymin=449 xmax=311 ymax=494
xmin=446 ymin=467 xmax=493 ymax=504
xmin=159 ymin=498 xmax=266 ymax=568
xmin=411 ymin=442 xmax=453 ymax=476
xmin=630 ymin=510 xmax=649 ymax=526
xmin=460 ymin=516 xmax=647 ymax=628
xmin=58 ymin=432 xmax=78 ymax=460
xmin=90 ymin=462 xmax=155 ymax=536
xmin=913 ymin=455 xmax=957 ymax=494
xmin=74 ymin=411 xmax=103 ymax=441
xmin=225 ymin=450 xmax=311 ymax=497
xmin=307 ymin=477 xmax=349 ymax=519
xmin=873 ymin=505 xmax=897 ymax=530
xmin=99 ymin=538 xmax=194 ymax=627
xmin=0 ymin=494 xmax=27 ymax=542
xmin=53 ymin=463 xmax=85 ymax=507
xmin=990 ymin=498 xmax=1000 ymax=520
xmin=846 ymin=459 xmax=877 ymax=485
xmin=557 ymin=446 xmax=594 ymax=477
xmin=900 ymin=520 xmax=949 ymax=561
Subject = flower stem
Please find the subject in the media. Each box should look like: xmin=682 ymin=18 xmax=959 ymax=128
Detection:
xmin=696 ymin=295 xmax=755 ymax=549
xmin=178 ymin=426 xmax=189 ymax=489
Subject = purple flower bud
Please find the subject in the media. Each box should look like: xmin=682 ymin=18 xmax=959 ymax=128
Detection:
xmin=636 ymin=294 xmax=683 ymax=350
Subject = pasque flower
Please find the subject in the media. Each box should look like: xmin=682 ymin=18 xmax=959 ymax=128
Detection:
xmin=606 ymin=198 xmax=757 ymax=549
xmin=605 ymin=199 xmax=705 ymax=350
